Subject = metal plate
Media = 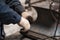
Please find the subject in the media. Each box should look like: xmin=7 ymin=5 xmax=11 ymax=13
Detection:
xmin=30 ymin=7 xmax=59 ymax=36
xmin=20 ymin=7 xmax=59 ymax=40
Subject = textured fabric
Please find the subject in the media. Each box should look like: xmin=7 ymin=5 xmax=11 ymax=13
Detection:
xmin=0 ymin=0 xmax=22 ymax=24
xmin=0 ymin=0 xmax=25 ymax=38
xmin=0 ymin=3 xmax=21 ymax=24
xmin=5 ymin=0 xmax=25 ymax=15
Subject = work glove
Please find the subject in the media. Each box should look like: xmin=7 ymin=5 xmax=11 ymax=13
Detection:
xmin=18 ymin=17 xmax=30 ymax=32
xmin=22 ymin=7 xmax=38 ymax=23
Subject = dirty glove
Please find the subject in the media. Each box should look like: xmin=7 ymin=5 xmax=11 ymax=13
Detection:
xmin=18 ymin=17 xmax=30 ymax=32
xmin=21 ymin=7 xmax=38 ymax=22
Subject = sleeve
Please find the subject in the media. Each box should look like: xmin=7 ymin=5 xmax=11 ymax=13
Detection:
xmin=5 ymin=0 xmax=25 ymax=15
xmin=0 ymin=3 xmax=21 ymax=24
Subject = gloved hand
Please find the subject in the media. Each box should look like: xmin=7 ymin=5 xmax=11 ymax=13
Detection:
xmin=18 ymin=17 xmax=30 ymax=32
xmin=21 ymin=7 xmax=38 ymax=23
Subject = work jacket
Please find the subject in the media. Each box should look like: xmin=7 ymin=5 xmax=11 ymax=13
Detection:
xmin=0 ymin=0 xmax=24 ymax=24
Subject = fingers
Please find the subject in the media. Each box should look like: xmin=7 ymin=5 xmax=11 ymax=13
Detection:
xmin=29 ymin=7 xmax=38 ymax=21
xmin=18 ymin=17 xmax=30 ymax=32
xmin=22 ymin=10 xmax=32 ymax=18
xmin=22 ymin=8 xmax=38 ymax=22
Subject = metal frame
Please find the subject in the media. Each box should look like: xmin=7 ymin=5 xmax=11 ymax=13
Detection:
xmin=20 ymin=0 xmax=60 ymax=40
xmin=20 ymin=30 xmax=57 ymax=40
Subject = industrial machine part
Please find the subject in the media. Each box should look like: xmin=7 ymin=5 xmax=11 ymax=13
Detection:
xmin=20 ymin=30 xmax=57 ymax=40
xmin=20 ymin=7 xmax=60 ymax=40
xmin=50 ymin=0 xmax=59 ymax=12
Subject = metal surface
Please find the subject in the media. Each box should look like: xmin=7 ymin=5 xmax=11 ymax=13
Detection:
xmin=20 ymin=6 xmax=60 ymax=40
xmin=20 ymin=30 xmax=57 ymax=40
xmin=4 ymin=0 xmax=60 ymax=40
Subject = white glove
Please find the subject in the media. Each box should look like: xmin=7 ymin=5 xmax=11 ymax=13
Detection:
xmin=18 ymin=17 xmax=30 ymax=32
xmin=22 ymin=7 xmax=38 ymax=22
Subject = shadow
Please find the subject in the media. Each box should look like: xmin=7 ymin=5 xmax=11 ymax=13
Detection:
xmin=32 ymin=6 xmax=57 ymax=28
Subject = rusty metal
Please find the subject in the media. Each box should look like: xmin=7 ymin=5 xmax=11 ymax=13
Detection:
xmin=20 ymin=30 xmax=57 ymax=40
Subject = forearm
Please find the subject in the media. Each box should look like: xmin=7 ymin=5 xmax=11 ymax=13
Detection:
xmin=5 ymin=0 xmax=25 ymax=14
xmin=0 ymin=1 xmax=30 ymax=32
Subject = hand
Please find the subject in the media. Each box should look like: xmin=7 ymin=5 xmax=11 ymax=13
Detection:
xmin=18 ymin=17 xmax=30 ymax=32
xmin=22 ymin=9 xmax=32 ymax=18
xmin=22 ymin=7 xmax=38 ymax=22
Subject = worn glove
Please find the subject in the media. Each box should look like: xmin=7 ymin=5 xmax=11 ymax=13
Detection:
xmin=22 ymin=7 xmax=38 ymax=22
xmin=18 ymin=17 xmax=30 ymax=32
